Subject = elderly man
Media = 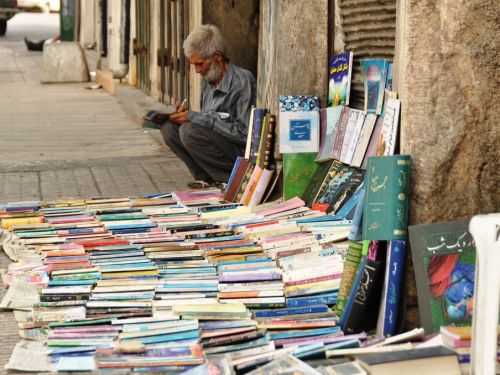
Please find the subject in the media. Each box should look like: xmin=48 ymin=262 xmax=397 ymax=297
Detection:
xmin=161 ymin=24 xmax=256 ymax=188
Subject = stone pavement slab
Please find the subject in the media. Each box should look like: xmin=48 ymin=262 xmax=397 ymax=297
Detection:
xmin=0 ymin=12 xmax=194 ymax=373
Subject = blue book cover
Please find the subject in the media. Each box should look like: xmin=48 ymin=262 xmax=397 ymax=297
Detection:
xmin=360 ymin=59 xmax=389 ymax=115
xmin=269 ymin=326 xmax=340 ymax=340
xmin=340 ymin=256 xmax=367 ymax=328
xmin=382 ymin=240 xmax=407 ymax=336
xmin=348 ymin=184 xmax=366 ymax=241
xmin=328 ymin=51 xmax=353 ymax=106
xmin=254 ymin=304 xmax=329 ymax=318
xmin=286 ymin=292 xmax=338 ymax=307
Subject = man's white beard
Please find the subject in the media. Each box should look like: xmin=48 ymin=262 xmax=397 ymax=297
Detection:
xmin=204 ymin=62 xmax=223 ymax=84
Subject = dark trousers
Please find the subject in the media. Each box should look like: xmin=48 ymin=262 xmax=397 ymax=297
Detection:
xmin=161 ymin=122 xmax=243 ymax=183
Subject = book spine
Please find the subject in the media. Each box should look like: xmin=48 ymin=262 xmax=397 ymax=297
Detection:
xmin=261 ymin=115 xmax=275 ymax=169
xmin=383 ymin=240 xmax=406 ymax=336
xmin=244 ymin=107 xmax=255 ymax=159
xmin=250 ymin=109 xmax=267 ymax=163
xmin=331 ymin=107 xmax=349 ymax=160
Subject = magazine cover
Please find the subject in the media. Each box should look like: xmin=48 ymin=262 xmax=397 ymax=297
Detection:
xmin=328 ymin=51 xmax=353 ymax=107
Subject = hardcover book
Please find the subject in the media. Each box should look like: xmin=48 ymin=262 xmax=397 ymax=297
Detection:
xmin=328 ymin=51 xmax=353 ymax=106
xmin=279 ymin=96 xmax=320 ymax=154
xmin=409 ymin=219 xmax=475 ymax=333
xmin=362 ymin=155 xmax=411 ymax=240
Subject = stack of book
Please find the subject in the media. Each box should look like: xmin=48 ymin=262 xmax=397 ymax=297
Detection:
xmin=46 ymin=317 xmax=121 ymax=372
xmin=217 ymin=258 xmax=285 ymax=308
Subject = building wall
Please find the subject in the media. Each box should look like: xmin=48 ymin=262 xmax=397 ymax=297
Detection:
xmin=79 ymin=0 xmax=96 ymax=48
xmin=257 ymin=0 xmax=329 ymax=114
xmin=398 ymin=0 xmax=500 ymax=224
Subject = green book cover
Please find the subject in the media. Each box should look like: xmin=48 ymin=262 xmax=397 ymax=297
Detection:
xmin=335 ymin=241 xmax=363 ymax=315
xmin=409 ymin=219 xmax=475 ymax=333
xmin=362 ymin=155 xmax=411 ymax=240
xmin=301 ymin=159 xmax=335 ymax=206
xmin=283 ymin=153 xmax=320 ymax=200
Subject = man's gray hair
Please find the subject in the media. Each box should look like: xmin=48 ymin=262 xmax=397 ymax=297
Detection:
xmin=183 ymin=24 xmax=226 ymax=59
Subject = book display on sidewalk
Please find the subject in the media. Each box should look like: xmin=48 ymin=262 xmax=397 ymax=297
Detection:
xmin=0 ymin=60 xmax=476 ymax=375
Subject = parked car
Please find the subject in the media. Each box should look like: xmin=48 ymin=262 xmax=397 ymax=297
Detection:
xmin=0 ymin=0 xmax=18 ymax=36
xmin=16 ymin=0 xmax=59 ymax=13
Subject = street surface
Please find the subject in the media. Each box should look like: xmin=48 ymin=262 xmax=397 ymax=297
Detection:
xmin=0 ymin=13 xmax=191 ymax=373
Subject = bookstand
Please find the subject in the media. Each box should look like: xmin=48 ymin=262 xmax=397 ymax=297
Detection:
xmin=469 ymin=213 xmax=500 ymax=375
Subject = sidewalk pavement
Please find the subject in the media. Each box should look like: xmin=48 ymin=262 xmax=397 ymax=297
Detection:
xmin=0 ymin=13 xmax=193 ymax=373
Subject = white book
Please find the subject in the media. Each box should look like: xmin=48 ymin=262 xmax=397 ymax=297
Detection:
xmin=351 ymin=113 xmax=377 ymax=167
xmin=248 ymin=169 xmax=274 ymax=208
xmin=153 ymin=298 xmax=218 ymax=308
xmin=42 ymin=286 xmax=92 ymax=294
xmin=340 ymin=108 xmax=365 ymax=164
xmin=244 ymin=107 xmax=256 ymax=159
xmin=344 ymin=110 xmax=367 ymax=164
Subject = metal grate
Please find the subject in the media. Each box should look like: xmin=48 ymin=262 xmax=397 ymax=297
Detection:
xmin=336 ymin=0 xmax=396 ymax=109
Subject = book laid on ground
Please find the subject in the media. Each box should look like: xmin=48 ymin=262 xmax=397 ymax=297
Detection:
xmin=360 ymin=59 xmax=389 ymax=115
xmin=409 ymin=219 xmax=475 ymax=333
xmin=279 ymin=96 xmax=320 ymax=154
xmin=362 ymin=155 xmax=411 ymax=240
xmin=328 ymin=51 xmax=353 ymax=106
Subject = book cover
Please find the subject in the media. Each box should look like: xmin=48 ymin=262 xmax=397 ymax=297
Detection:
xmin=409 ymin=219 xmax=475 ymax=333
xmin=283 ymin=153 xmax=320 ymax=200
xmin=331 ymin=107 xmax=350 ymax=160
xmin=340 ymin=108 xmax=366 ymax=165
xmin=279 ymin=96 xmax=320 ymax=154
xmin=376 ymin=94 xmax=401 ymax=157
xmin=328 ymin=51 xmax=353 ymax=106
xmin=224 ymin=158 xmax=251 ymax=202
xmin=361 ymin=115 xmax=384 ymax=168
xmin=360 ymin=59 xmax=389 ymax=115
xmin=381 ymin=240 xmax=407 ymax=337
xmin=256 ymin=114 xmax=275 ymax=169
xmin=316 ymin=106 xmax=344 ymax=162
xmin=362 ymin=155 xmax=411 ymax=240
xmin=235 ymin=164 xmax=256 ymax=203
xmin=335 ymin=241 xmax=364 ymax=315
xmin=248 ymin=169 xmax=274 ymax=208
xmin=240 ymin=166 xmax=264 ymax=206
xmin=251 ymin=109 xmax=268 ymax=162
xmin=351 ymin=113 xmax=377 ymax=168
xmin=301 ymin=160 xmax=335 ymax=207
xmin=313 ymin=162 xmax=365 ymax=214
xmin=343 ymin=257 xmax=386 ymax=334
xmin=244 ymin=107 xmax=255 ymax=159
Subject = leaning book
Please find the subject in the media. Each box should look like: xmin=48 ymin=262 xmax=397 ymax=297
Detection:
xmin=328 ymin=51 xmax=353 ymax=106
xmin=409 ymin=219 xmax=475 ymax=333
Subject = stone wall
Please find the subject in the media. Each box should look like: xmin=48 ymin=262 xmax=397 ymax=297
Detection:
xmin=399 ymin=0 xmax=500 ymax=224
xmin=257 ymin=0 xmax=329 ymax=114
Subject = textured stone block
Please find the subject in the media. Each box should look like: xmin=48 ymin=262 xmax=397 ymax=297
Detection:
xmin=41 ymin=42 xmax=90 ymax=83
xmin=399 ymin=0 xmax=500 ymax=223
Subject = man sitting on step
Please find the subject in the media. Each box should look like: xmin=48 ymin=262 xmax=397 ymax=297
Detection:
xmin=161 ymin=24 xmax=256 ymax=189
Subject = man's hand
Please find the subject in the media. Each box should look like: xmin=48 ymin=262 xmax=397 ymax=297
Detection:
xmin=169 ymin=111 xmax=189 ymax=125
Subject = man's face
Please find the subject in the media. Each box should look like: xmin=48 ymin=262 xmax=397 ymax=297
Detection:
xmin=189 ymin=52 xmax=213 ymax=76
xmin=188 ymin=52 xmax=224 ymax=84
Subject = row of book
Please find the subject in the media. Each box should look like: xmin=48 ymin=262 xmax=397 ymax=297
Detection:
xmin=0 ymin=186 xmax=482 ymax=374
